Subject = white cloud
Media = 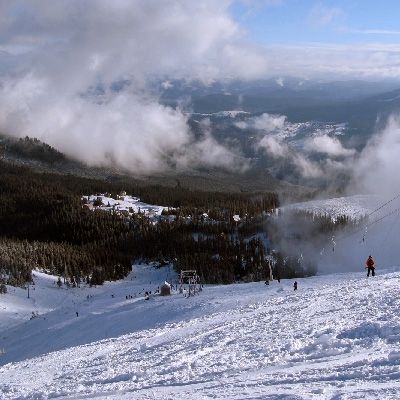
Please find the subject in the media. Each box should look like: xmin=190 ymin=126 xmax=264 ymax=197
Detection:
xmin=254 ymin=114 xmax=286 ymax=131
xmin=0 ymin=0 xmax=255 ymax=173
xmin=308 ymin=3 xmax=344 ymax=27
xmin=306 ymin=135 xmax=356 ymax=157
xmin=258 ymin=131 xmax=324 ymax=179
xmin=351 ymin=115 xmax=400 ymax=197
xmin=0 ymin=74 xmax=192 ymax=172
xmin=161 ymin=80 xmax=174 ymax=90
xmin=350 ymin=29 xmax=400 ymax=36
xmin=259 ymin=136 xmax=288 ymax=158
xmin=237 ymin=112 xmax=356 ymax=180
xmin=0 ymin=0 xmax=399 ymax=176
xmin=262 ymin=43 xmax=400 ymax=79
xmin=235 ymin=113 xmax=287 ymax=132
xmin=292 ymin=154 xmax=323 ymax=178
xmin=175 ymin=118 xmax=248 ymax=171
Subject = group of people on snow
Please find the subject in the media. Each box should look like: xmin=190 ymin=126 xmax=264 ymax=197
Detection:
xmin=73 ymin=255 xmax=378 ymax=320
xmin=264 ymin=255 xmax=376 ymax=292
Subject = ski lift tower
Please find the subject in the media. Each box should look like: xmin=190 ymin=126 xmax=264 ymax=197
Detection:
xmin=264 ymin=254 xmax=275 ymax=281
xmin=180 ymin=270 xmax=201 ymax=297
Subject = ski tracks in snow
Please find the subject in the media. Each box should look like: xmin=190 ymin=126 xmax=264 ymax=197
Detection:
xmin=0 ymin=272 xmax=400 ymax=399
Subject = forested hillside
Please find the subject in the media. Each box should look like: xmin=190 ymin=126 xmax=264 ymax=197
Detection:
xmin=0 ymin=161 xmax=278 ymax=285
xmin=0 ymin=160 xmax=355 ymax=287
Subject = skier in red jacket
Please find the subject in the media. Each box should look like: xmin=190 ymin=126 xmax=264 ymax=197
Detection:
xmin=365 ymin=255 xmax=375 ymax=277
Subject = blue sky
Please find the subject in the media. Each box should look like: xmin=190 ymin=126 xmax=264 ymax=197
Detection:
xmin=231 ymin=0 xmax=400 ymax=45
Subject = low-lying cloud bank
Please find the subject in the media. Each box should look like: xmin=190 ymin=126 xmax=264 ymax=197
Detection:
xmin=351 ymin=115 xmax=400 ymax=197
xmin=1 ymin=1 xmax=400 ymax=174
xmin=0 ymin=1 xmax=255 ymax=173
xmin=236 ymin=113 xmax=355 ymax=180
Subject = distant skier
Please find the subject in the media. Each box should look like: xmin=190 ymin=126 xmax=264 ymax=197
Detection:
xmin=365 ymin=255 xmax=376 ymax=277
xmin=76 ymin=311 xmax=79 ymax=317
xmin=293 ymin=281 xmax=298 ymax=291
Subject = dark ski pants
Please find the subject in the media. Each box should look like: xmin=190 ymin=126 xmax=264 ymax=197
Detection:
xmin=367 ymin=267 xmax=375 ymax=277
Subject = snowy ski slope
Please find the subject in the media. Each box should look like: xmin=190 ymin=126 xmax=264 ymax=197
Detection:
xmin=1 ymin=266 xmax=400 ymax=399
xmin=1 ymin=194 xmax=400 ymax=399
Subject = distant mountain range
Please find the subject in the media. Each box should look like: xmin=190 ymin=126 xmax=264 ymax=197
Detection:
xmin=161 ymin=77 xmax=399 ymax=108
xmin=162 ymin=78 xmax=400 ymax=147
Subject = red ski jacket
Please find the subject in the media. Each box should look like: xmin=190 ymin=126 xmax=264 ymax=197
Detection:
xmin=366 ymin=257 xmax=375 ymax=268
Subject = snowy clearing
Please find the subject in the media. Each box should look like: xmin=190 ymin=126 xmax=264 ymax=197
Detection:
xmin=83 ymin=194 xmax=166 ymax=219
xmin=1 ymin=265 xmax=400 ymax=399
xmin=281 ymin=194 xmax=384 ymax=221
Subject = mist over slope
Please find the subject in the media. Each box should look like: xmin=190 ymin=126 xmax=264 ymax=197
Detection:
xmin=0 ymin=133 xmax=294 ymax=194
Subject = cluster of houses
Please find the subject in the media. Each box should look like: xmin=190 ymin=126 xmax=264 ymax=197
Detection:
xmin=82 ymin=192 xmax=251 ymax=226
xmin=82 ymin=191 xmax=174 ymax=224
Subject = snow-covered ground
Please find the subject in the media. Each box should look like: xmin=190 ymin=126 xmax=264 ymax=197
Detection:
xmin=282 ymin=194 xmax=384 ymax=221
xmin=1 ymin=265 xmax=400 ymax=399
xmin=83 ymin=194 xmax=166 ymax=217
xmin=190 ymin=110 xmax=251 ymax=118
xmin=1 ymin=194 xmax=400 ymax=399
xmin=0 ymin=265 xmax=177 ymax=358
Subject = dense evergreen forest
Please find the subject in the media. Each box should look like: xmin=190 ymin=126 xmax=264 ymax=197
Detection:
xmin=1 ymin=136 xmax=66 ymax=164
xmin=0 ymin=158 xmax=357 ymax=288
xmin=0 ymin=160 xmax=277 ymax=286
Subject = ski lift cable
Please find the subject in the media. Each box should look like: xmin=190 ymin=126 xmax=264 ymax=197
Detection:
xmin=349 ymin=206 xmax=400 ymax=240
xmin=328 ymin=192 xmax=400 ymax=244
xmin=339 ymin=191 xmax=400 ymax=242
xmin=322 ymin=205 xmax=400 ymax=254
xmin=363 ymin=207 xmax=400 ymax=262
xmin=312 ymin=192 xmax=400 ymax=257
xmin=365 ymin=206 xmax=400 ymax=230
xmin=366 ymin=192 xmax=400 ymax=219
xmin=375 ymin=207 xmax=400 ymax=259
